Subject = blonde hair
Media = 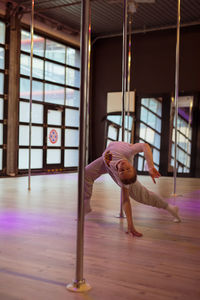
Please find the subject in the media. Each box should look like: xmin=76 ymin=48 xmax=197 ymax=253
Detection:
xmin=120 ymin=167 xmax=137 ymax=185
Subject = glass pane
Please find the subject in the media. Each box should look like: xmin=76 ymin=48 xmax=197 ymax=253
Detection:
xmin=141 ymin=97 xmax=162 ymax=117
xmin=177 ymin=148 xmax=185 ymax=164
xmin=106 ymin=139 xmax=112 ymax=148
xmin=146 ymin=127 xmax=155 ymax=144
xmin=65 ymin=129 xmax=79 ymax=147
xmin=19 ymin=125 xmax=43 ymax=146
xmin=118 ymin=128 xmax=130 ymax=142
xmin=186 ymin=155 xmax=190 ymax=168
xmin=31 ymin=127 xmax=43 ymax=146
xmin=141 ymin=106 xmax=148 ymax=122
xmin=155 ymin=118 xmax=161 ymax=133
xmin=0 ymin=47 xmax=5 ymax=70
xmin=66 ymin=67 xmax=80 ymax=88
xmin=65 ymin=108 xmax=79 ymax=127
xmin=178 ymin=133 xmax=186 ymax=150
xmin=0 ymin=73 xmax=4 ymax=94
xmin=189 ymin=128 xmax=192 ymax=140
xmin=172 ymin=128 xmax=175 ymax=142
xmin=66 ymin=47 xmax=80 ymax=68
xmin=19 ymin=101 xmax=29 ymax=122
xmin=47 ymin=128 xmax=61 ymax=147
xmin=154 ymin=133 xmax=161 ymax=148
xmin=184 ymin=167 xmax=189 ymax=173
xmin=149 ymin=98 xmax=158 ymax=114
xmin=18 ymin=149 xmax=28 ymax=169
xmin=0 ymin=98 xmax=3 ymax=120
xmin=66 ymin=88 xmax=80 ymax=107
xmin=108 ymin=125 xmax=117 ymax=140
xmin=153 ymin=148 xmax=160 ymax=165
xmin=125 ymin=115 xmax=133 ymax=130
xmin=107 ymin=115 xmax=121 ymax=125
xmin=157 ymin=101 xmax=162 ymax=117
xmin=147 ymin=111 xmax=156 ymax=129
xmin=0 ymin=22 xmax=5 ymax=44
xmin=45 ymin=61 xmax=65 ymax=84
xmin=21 ymin=31 xmax=45 ymax=57
xmin=47 ymin=110 xmax=62 ymax=125
xmin=20 ymin=78 xmax=43 ymax=101
xmin=64 ymin=149 xmax=78 ymax=167
xmin=19 ymin=125 xmax=29 ymax=145
xmin=33 ymin=104 xmax=44 ymax=124
xmin=47 ymin=149 xmax=61 ymax=164
xmin=171 ymin=158 xmax=174 ymax=167
xmin=141 ymin=98 xmax=149 ymax=108
xmin=45 ymin=83 xmax=64 ymax=105
xmin=138 ymin=156 xmax=144 ymax=171
xmin=124 ymin=130 xmax=131 ymax=143
xmin=45 ymin=40 xmax=66 ymax=63
xmin=171 ymin=143 xmax=174 ymax=158
xmin=33 ymin=34 xmax=45 ymax=57
xmin=18 ymin=149 xmax=43 ymax=169
xmin=139 ymin=123 xmax=146 ymax=140
xmin=20 ymin=53 xmax=29 ymax=75
xmin=21 ymin=30 xmax=30 ymax=52
xmin=20 ymin=54 xmax=44 ymax=79
xmin=119 ymin=128 xmax=122 ymax=141
xmin=0 ymin=123 xmax=3 ymax=145
xmin=19 ymin=102 xmax=43 ymax=124
xmin=32 ymin=149 xmax=43 ymax=168
xmin=0 ymin=149 xmax=2 ymax=170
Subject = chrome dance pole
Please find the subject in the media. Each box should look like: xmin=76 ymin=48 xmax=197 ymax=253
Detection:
xmin=28 ymin=0 xmax=34 ymax=191
xmin=86 ymin=8 xmax=91 ymax=165
xmin=126 ymin=13 xmax=132 ymax=143
xmin=121 ymin=0 xmax=128 ymax=143
xmin=67 ymin=0 xmax=91 ymax=292
xmin=118 ymin=0 xmax=128 ymax=219
xmin=173 ymin=0 xmax=181 ymax=196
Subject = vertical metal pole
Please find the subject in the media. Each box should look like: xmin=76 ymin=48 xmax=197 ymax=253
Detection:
xmin=173 ymin=0 xmax=181 ymax=195
xmin=127 ymin=14 xmax=132 ymax=143
xmin=28 ymin=0 xmax=34 ymax=191
xmin=67 ymin=0 xmax=91 ymax=292
xmin=86 ymin=9 xmax=91 ymax=165
xmin=119 ymin=0 xmax=128 ymax=218
xmin=121 ymin=0 xmax=128 ymax=142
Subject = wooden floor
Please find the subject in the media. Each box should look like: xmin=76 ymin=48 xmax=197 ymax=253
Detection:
xmin=0 ymin=174 xmax=200 ymax=300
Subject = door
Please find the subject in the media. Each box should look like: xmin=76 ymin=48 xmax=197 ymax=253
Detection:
xmin=44 ymin=105 xmax=64 ymax=170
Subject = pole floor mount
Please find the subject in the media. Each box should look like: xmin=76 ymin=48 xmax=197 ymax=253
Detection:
xmin=66 ymin=279 xmax=91 ymax=293
xmin=115 ymin=213 xmax=126 ymax=219
xmin=171 ymin=193 xmax=183 ymax=197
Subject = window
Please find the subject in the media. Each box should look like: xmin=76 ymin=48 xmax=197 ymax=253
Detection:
xmin=105 ymin=91 xmax=135 ymax=147
xmin=137 ymin=98 xmax=162 ymax=171
xmin=19 ymin=30 xmax=80 ymax=171
xmin=169 ymin=96 xmax=193 ymax=174
xmin=106 ymin=114 xmax=134 ymax=148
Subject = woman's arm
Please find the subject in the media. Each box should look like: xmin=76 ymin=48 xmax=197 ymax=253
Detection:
xmin=132 ymin=143 xmax=161 ymax=183
xmin=121 ymin=187 xmax=143 ymax=237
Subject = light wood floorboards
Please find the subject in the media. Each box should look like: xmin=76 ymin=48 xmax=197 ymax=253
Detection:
xmin=0 ymin=174 xmax=200 ymax=300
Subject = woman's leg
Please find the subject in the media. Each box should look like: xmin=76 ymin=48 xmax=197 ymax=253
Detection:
xmin=84 ymin=157 xmax=107 ymax=213
xmin=129 ymin=180 xmax=168 ymax=208
xmin=129 ymin=180 xmax=181 ymax=221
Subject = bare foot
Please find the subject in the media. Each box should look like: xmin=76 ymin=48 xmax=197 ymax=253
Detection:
xmin=167 ymin=204 xmax=181 ymax=222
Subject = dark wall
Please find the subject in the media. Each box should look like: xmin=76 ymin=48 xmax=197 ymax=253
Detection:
xmin=90 ymin=25 xmax=200 ymax=175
